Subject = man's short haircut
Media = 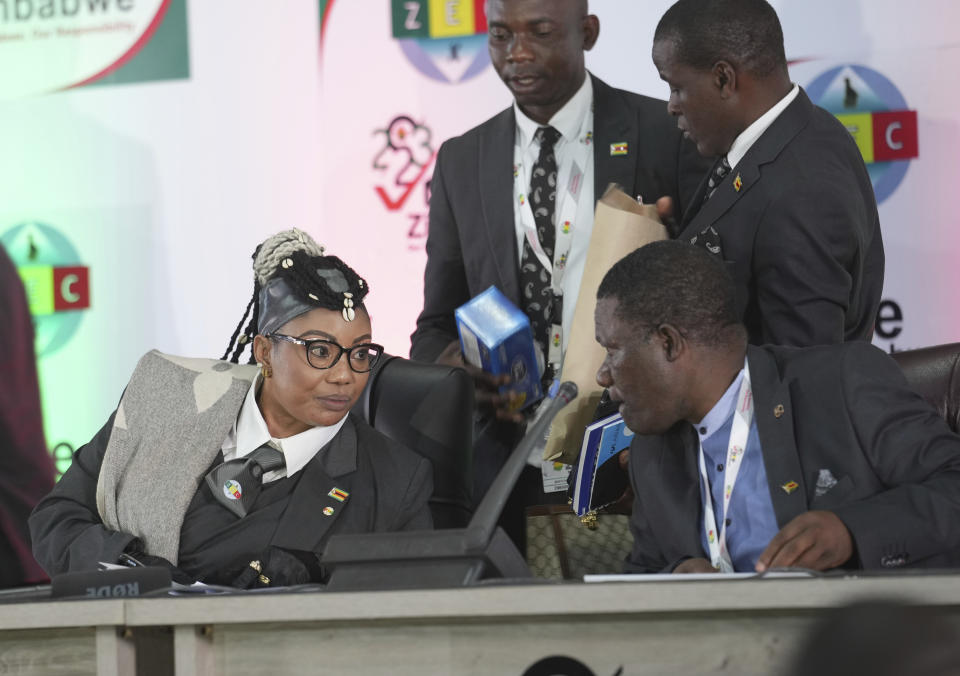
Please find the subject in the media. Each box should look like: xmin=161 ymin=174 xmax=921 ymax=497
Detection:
xmin=654 ymin=0 xmax=787 ymax=79
xmin=486 ymin=0 xmax=589 ymax=18
xmin=597 ymin=240 xmax=742 ymax=346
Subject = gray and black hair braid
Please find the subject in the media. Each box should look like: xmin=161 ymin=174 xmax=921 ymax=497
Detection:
xmin=222 ymin=228 xmax=369 ymax=364
xmin=221 ymin=228 xmax=326 ymax=363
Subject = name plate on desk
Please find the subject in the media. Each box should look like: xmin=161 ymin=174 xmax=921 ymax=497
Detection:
xmin=51 ymin=567 xmax=172 ymax=599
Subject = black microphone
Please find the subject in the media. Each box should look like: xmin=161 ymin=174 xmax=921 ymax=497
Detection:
xmin=51 ymin=566 xmax=172 ymax=599
xmin=467 ymin=381 xmax=578 ymax=549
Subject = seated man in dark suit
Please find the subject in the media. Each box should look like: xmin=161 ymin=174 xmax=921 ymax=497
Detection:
xmin=594 ymin=241 xmax=960 ymax=574
xmin=652 ymin=0 xmax=884 ymax=346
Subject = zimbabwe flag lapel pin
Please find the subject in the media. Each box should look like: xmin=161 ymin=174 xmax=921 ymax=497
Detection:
xmin=610 ymin=142 xmax=628 ymax=156
xmin=328 ymin=487 xmax=349 ymax=502
xmin=781 ymin=481 xmax=799 ymax=495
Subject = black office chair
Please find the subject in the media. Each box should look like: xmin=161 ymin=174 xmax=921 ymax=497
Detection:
xmin=352 ymin=355 xmax=474 ymax=529
xmin=891 ymin=343 xmax=960 ymax=434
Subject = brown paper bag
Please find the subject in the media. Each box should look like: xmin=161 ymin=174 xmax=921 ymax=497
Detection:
xmin=543 ymin=184 xmax=667 ymax=464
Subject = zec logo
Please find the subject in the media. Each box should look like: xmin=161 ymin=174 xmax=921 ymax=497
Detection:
xmin=391 ymin=0 xmax=490 ymax=84
xmin=0 ymin=222 xmax=91 ymax=357
xmin=223 ymin=480 xmax=243 ymax=501
xmin=807 ymin=65 xmax=918 ymax=203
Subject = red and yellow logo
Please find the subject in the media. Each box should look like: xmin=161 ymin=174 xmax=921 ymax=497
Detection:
xmin=19 ymin=264 xmax=91 ymax=315
xmin=836 ymin=110 xmax=919 ymax=164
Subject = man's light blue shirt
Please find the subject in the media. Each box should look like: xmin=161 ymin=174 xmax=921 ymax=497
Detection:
xmin=696 ymin=369 xmax=780 ymax=571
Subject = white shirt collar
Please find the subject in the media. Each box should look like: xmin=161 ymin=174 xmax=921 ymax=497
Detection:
xmin=726 ymin=84 xmax=799 ymax=171
xmin=694 ymin=368 xmax=746 ymax=442
xmin=514 ymin=73 xmax=593 ymax=150
xmin=225 ymin=374 xmax=348 ymax=480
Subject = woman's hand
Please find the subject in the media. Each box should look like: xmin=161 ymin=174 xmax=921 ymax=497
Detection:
xmin=231 ymin=547 xmax=325 ymax=588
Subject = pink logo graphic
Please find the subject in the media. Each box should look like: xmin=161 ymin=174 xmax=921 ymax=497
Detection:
xmin=372 ymin=115 xmax=437 ymax=249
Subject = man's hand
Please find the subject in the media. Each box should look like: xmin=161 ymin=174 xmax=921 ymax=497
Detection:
xmin=673 ymin=557 xmax=719 ymax=574
xmin=755 ymin=511 xmax=853 ymax=572
xmin=655 ymin=196 xmax=679 ymax=237
xmin=435 ymin=340 xmax=524 ymax=423
xmin=655 ymin=195 xmax=674 ymax=221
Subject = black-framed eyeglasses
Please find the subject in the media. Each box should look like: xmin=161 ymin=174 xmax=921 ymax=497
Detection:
xmin=270 ymin=334 xmax=384 ymax=373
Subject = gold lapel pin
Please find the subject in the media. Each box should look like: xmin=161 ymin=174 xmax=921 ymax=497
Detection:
xmin=733 ymin=174 xmax=743 ymax=192
xmin=774 ymin=404 xmax=785 ymax=418
xmin=782 ymin=481 xmax=799 ymax=495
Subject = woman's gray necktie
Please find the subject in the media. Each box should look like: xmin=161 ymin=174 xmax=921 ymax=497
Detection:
xmin=205 ymin=443 xmax=286 ymax=518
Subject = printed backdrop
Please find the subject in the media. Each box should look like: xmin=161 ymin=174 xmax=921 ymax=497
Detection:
xmin=3 ymin=0 xmax=959 ymax=473
xmin=322 ymin=0 xmax=960 ymax=358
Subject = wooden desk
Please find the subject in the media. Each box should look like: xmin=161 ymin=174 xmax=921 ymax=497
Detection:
xmin=0 ymin=598 xmax=130 ymax=676
xmin=3 ymin=575 xmax=960 ymax=676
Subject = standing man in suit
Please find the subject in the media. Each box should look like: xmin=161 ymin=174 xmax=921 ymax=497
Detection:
xmin=410 ymin=0 xmax=706 ymax=547
xmin=595 ymin=241 xmax=960 ymax=574
xmin=652 ymin=0 xmax=884 ymax=346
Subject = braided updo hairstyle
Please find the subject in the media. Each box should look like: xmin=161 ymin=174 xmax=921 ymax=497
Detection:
xmin=222 ymin=228 xmax=370 ymax=364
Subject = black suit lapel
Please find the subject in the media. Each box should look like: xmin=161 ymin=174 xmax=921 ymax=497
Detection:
xmin=747 ymin=346 xmax=809 ymax=529
xmin=680 ymin=162 xmax=762 ymax=241
xmin=270 ymin=418 xmax=359 ymax=552
xmin=677 ymin=89 xmax=813 ymax=242
xmin=679 ymin=170 xmax=712 ymax=231
xmin=479 ymin=107 xmax=521 ymax=304
xmin=658 ymin=423 xmax=706 ymax=559
xmin=591 ymin=75 xmax=639 ymax=201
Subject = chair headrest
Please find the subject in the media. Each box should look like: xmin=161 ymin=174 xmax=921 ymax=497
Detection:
xmin=890 ymin=343 xmax=960 ymax=434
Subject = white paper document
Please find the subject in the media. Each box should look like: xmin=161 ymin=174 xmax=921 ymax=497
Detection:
xmin=583 ymin=570 xmax=817 ymax=583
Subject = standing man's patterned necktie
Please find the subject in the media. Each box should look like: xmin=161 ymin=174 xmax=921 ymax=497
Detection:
xmin=703 ymin=155 xmax=732 ymax=204
xmin=519 ymin=125 xmax=562 ymax=374
xmin=691 ymin=155 xmax=732 ymax=256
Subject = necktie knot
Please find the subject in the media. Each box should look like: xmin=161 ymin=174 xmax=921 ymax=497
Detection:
xmin=249 ymin=443 xmax=285 ymax=475
xmin=716 ymin=156 xmax=731 ymax=178
xmin=534 ymin=125 xmax=561 ymax=150
xmin=703 ymin=156 xmax=732 ymax=204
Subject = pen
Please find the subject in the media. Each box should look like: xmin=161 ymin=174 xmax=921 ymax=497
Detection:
xmin=118 ymin=552 xmax=144 ymax=568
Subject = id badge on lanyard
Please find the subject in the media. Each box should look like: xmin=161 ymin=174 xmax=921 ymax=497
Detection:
xmin=513 ymin=117 xmax=593 ymax=376
xmin=698 ymin=360 xmax=754 ymax=572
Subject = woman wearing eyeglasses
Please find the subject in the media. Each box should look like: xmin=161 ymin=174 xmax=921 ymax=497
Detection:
xmin=29 ymin=229 xmax=432 ymax=588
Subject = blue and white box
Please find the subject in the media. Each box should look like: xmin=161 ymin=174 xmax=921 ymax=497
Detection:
xmin=455 ymin=286 xmax=543 ymax=411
